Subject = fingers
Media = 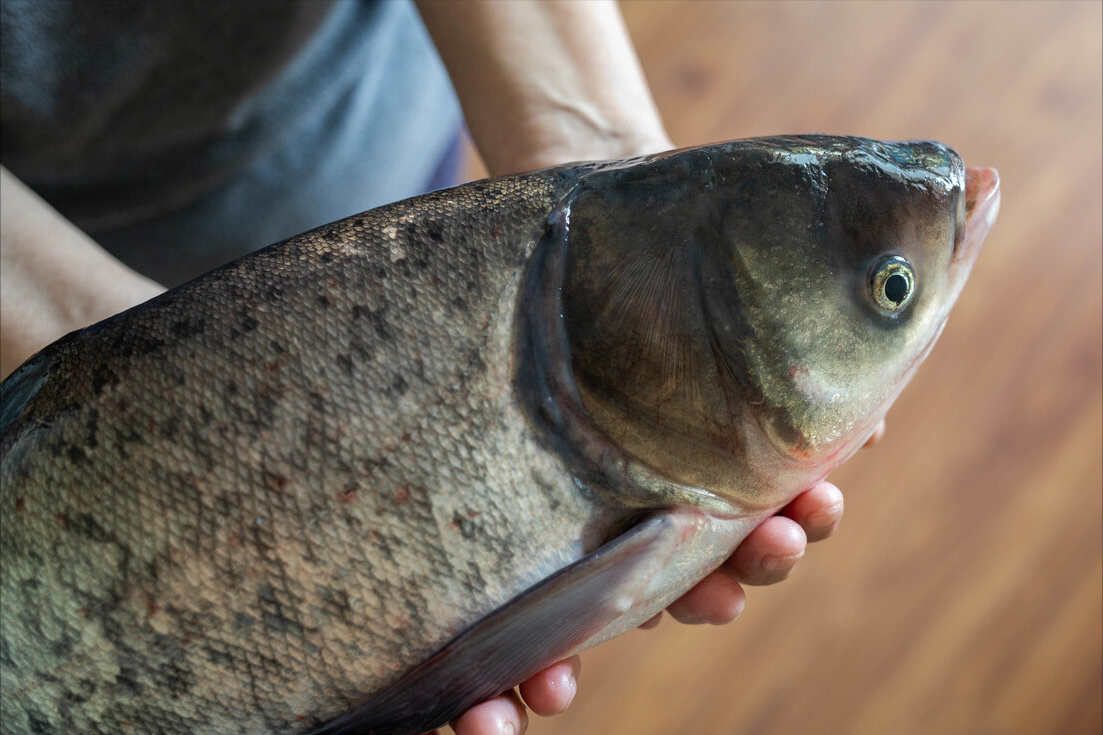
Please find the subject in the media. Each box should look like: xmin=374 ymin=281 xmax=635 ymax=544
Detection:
xmin=722 ymin=515 xmax=807 ymax=586
xmin=665 ymin=567 xmax=746 ymax=624
xmin=449 ymin=656 xmax=582 ymax=735
xmin=781 ymin=481 xmax=844 ymax=543
xmin=451 ymin=689 xmax=528 ymax=735
xmin=518 ymin=656 xmax=581 ymax=716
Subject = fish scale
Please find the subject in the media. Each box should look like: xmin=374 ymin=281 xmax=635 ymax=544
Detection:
xmin=0 ymin=137 xmax=998 ymax=734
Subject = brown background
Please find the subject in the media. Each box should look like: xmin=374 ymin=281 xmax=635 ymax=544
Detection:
xmin=469 ymin=1 xmax=1102 ymax=734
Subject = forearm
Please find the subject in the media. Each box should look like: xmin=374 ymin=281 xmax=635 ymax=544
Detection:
xmin=415 ymin=0 xmax=671 ymax=175
xmin=0 ymin=166 xmax=164 ymax=378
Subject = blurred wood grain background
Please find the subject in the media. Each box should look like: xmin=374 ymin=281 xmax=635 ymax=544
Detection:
xmin=467 ymin=2 xmax=1103 ymax=734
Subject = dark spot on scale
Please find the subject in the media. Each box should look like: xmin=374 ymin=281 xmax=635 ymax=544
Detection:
xmin=318 ymin=294 xmax=332 ymax=307
xmin=336 ymin=354 xmax=354 ymax=376
xmin=375 ymin=266 xmax=387 ymax=279
xmin=392 ymin=374 xmax=408 ymax=395
xmin=467 ymin=351 xmax=487 ymax=376
xmin=84 ymin=408 xmax=99 ymax=448
xmin=155 ymin=658 xmax=195 ymax=696
xmin=171 ymin=319 xmax=205 ymax=338
xmin=266 ymin=284 xmax=283 ymax=301
xmin=70 ymin=513 xmax=113 ymax=543
xmin=350 ymin=338 xmax=373 ymax=362
xmin=369 ymin=308 xmax=393 ymax=340
xmin=91 ymin=365 xmax=119 ymax=395
xmin=14 ymin=496 xmax=24 ymax=512
xmin=167 ymin=365 xmax=186 ymax=386
xmin=264 ymin=473 xmax=290 ymax=492
xmin=321 ymin=251 xmax=334 ymax=263
xmin=241 ymin=313 xmax=259 ymax=332
xmin=114 ymin=667 xmax=143 ymax=696
xmin=233 ymin=612 xmax=257 ymax=632
xmin=426 ymin=219 xmax=445 ymax=243
xmin=158 ymin=412 xmax=181 ymax=441
xmin=118 ymin=334 xmax=165 ymax=359
xmin=66 ymin=445 xmax=86 ymax=464
xmin=25 ymin=707 xmax=52 ymax=734
xmin=451 ymin=510 xmax=479 ymax=540
xmin=256 ymin=585 xmax=306 ymax=637
xmin=530 ymin=470 xmax=561 ymax=511
xmin=49 ymin=633 xmax=75 ymax=658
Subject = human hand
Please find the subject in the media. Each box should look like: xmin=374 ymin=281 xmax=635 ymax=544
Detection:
xmin=438 ymin=423 xmax=884 ymax=735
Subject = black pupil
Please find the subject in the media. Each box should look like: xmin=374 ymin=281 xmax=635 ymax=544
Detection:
xmin=884 ymin=273 xmax=910 ymax=304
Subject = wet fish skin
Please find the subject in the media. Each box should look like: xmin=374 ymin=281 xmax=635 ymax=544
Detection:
xmin=1 ymin=168 xmax=601 ymax=735
xmin=0 ymin=137 xmax=995 ymax=735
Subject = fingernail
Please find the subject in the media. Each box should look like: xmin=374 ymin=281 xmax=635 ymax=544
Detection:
xmin=762 ymin=552 xmax=803 ymax=572
xmin=503 ymin=723 xmax=516 ymax=735
xmin=565 ymin=674 xmax=578 ymax=708
xmin=806 ymin=503 xmax=842 ymax=531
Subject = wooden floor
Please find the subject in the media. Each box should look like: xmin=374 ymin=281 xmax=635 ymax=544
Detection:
xmin=466 ymin=2 xmax=1103 ymax=734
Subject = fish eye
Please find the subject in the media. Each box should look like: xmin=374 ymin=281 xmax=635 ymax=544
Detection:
xmin=869 ymin=256 xmax=916 ymax=312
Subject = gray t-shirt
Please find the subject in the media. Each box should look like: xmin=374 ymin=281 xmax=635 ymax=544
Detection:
xmin=1 ymin=0 xmax=462 ymax=285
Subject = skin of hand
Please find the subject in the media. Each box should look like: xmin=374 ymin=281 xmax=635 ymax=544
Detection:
xmin=0 ymin=166 xmax=165 ymax=379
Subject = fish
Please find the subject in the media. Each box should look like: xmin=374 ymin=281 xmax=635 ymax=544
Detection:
xmin=0 ymin=136 xmax=999 ymax=735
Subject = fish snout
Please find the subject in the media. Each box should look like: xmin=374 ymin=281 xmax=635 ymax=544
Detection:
xmin=957 ymin=166 xmax=1000 ymax=263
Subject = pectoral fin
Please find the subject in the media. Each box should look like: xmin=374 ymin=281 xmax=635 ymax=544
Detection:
xmin=308 ymin=507 xmax=755 ymax=735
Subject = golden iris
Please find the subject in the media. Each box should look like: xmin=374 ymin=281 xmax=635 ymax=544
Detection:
xmin=870 ymin=256 xmax=915 ymax=312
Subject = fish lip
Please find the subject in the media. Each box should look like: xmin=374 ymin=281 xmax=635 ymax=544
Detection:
xmin=957 ymin=166 xmax=1000 ymax=263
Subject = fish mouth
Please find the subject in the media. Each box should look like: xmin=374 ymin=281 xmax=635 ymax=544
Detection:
xmin=956 ymin=166 xmax=1000 ymax=263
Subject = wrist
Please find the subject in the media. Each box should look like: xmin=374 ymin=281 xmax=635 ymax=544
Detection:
xmin=483 ymin=104 xmax=673 ymax=175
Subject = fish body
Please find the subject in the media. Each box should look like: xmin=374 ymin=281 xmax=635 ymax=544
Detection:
xmin=0 ymin=137 xmax=998 ymax=734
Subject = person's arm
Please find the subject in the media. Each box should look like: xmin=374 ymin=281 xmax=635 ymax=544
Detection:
xmin=415 ymin=0 xmax=672 ymax=177
xmin=413 ymin=3 xmax=851 ymax=735
xmin=0 ymin=166 xmax=164 ymax=379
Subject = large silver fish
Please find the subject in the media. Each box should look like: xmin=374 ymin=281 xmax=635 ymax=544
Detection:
xmin=0 ymin=136 xmax=999 ymax=735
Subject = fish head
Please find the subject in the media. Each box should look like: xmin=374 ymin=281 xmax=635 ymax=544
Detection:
xmin=559 ymin=136 xmax=998 ymax=509
xmin=708 ymin=137 xmax=998 ymax=468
